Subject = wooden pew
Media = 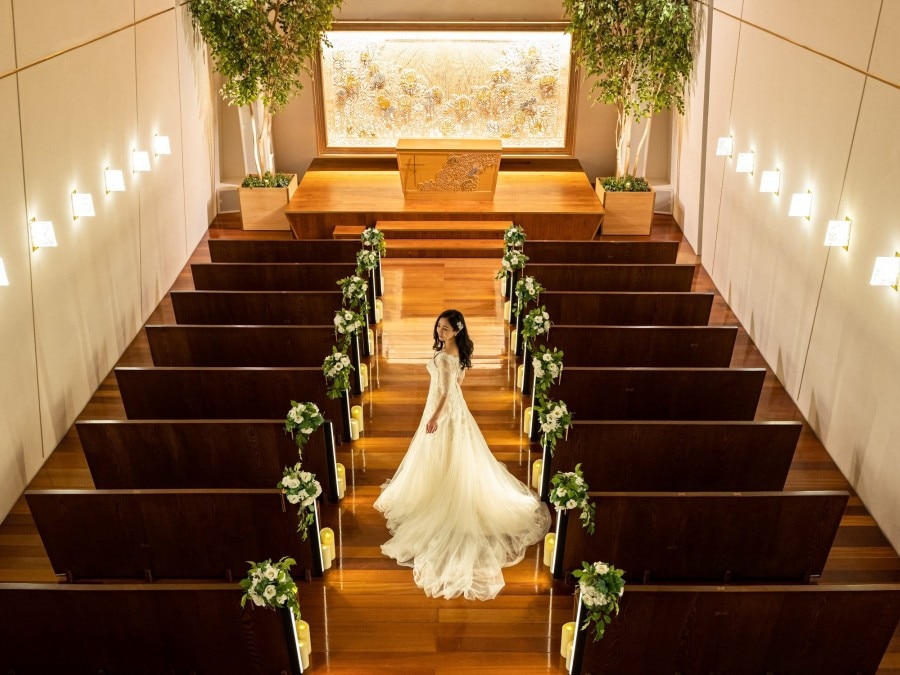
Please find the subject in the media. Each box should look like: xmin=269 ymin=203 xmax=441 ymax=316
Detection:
xmin=527 ymin=263 xmax=696 ymax=292
xmin=191 ymin=262 xmax=358 ymax=291
xmin=25 ymin=489 xmax=324 ymax=581
xmin=552 ymin=491 xmax=848 ymax=582
xmin=114 ymin=366 xmax=351 ymax=443
xmin=0 ymin=583 xmax=305 ymax=675
xmin=76 ymin=419 xmax=340 ymax=501
xmin=171 ymin=290 xmax=343 ymax=325
xmin=209 ymin=238 xmax=362 ymax=262
xmin=546 ymin=367 xmax=766 ymax=421
xmin=539 ymin=291 xmax=713 ymax=325
xmin=568 ymin=584 xmax=900 ymax=675
xmin=538 ymin=421 xmax=801 ymax=498
xmin=523 ymin=240 xmax=679 ymax=264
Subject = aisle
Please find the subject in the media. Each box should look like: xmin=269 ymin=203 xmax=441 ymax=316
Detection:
xmin=308 ymin=257 xmax=570 ymax=674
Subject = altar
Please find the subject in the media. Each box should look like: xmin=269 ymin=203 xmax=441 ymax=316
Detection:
xmin=284 ymin=157 xmax=604 ymax=240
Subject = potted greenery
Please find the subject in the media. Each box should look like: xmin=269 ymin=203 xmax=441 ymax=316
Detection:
xmin=237 ymin=171 xmax=299 ymax=230
xmin=562 ymin=0 xmax=697 ymax=234
xmin=188 ymin=0 xmax=342 ymax=229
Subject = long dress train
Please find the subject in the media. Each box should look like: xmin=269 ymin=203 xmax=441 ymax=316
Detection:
xmin=374 ymin=351 xmax=551 ymax=601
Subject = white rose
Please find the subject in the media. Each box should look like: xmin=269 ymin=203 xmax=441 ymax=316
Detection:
xmin=263 ymin=585 xmax=277 ymax=600
xmin=594 ymin=562 xmax=609 ymax=575
xmin=299 ymin=472 xmax=312 ymax=482
xmin=276 ymin=595 xmax=288 ymax=605
xmin=566 ymin=499 xmax=577 ymax=509
xmin=541 ymin=422 xmax=553 ymax=433
xmin=301 ymin=427 xmax=313 ymax=435
xmin=251 ymin=593 xmax=266 ymax=607
xmin=302 ymin=497 xmax=315 ymax=507
xmin=264 ymin=567 xmax=278 ymax=581
xmin=543 ymin=353 xmax=552 ymax=362
xmin=575 ymin=477 xmax=584 ymax=486
xmin=286 ymin=493 xmax=301 ymax=504
xmin=597 ymin=594 xmax=609 ymax=606
xmin=556 ymin=487 xmax=566 ymax=497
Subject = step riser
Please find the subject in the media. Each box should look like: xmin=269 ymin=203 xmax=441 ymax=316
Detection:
xmin=385 ymin=247 xmax=502 ymax=259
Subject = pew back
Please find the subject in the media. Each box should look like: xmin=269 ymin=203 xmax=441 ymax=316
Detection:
xmin=209 ymin=238 xmax=361 ymax=262
xmin=191 ymin=262 xmax=358 ymax=291
xmin=539 ymin=292 xmax=713 ymax=326
xmin=527 ymin=263 xmax=695 ymax=292
xmin=171 ymin=290 xmax=342 ymax=325
xmin=523 ymin=240 xmax=679 ymax=264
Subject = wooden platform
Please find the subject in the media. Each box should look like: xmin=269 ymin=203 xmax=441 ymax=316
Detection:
xmin=285 ymin=158 xmax=604 ymax=240
xmin=334 ymin=220 xmax=508 ymax=258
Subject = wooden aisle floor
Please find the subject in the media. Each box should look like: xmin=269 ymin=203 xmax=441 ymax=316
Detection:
xmin=1 ymin=214 xmax=899 ymax=672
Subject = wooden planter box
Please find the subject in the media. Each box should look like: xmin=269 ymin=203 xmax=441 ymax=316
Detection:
xmin=238 ymin=174 xmax=298 ymax=231
xmin=596 ymin=182 xmax=656 ymax=235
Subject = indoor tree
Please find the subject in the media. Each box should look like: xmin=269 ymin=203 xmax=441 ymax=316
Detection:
xmin=188 ymin=0 xmax=342 ymax=176
xmin=562 ymin=0 xmax=698 ymax=182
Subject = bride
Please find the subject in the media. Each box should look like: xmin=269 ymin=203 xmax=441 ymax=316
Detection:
xmin=374 ymin=309 xmax=551 ymax=601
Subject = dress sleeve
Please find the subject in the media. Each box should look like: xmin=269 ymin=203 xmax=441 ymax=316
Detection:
xmin=436 ymin=353 xmax=458 ymax=395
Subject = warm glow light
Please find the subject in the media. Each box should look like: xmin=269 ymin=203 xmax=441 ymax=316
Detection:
xmin=716 ymin=136 xmax=734 ymax=157
xmin=735 ymin=152 xmax=755 ymax=174
xmin=104 ymin=168 xmax=125 ymax=193
xmin=0 ymin=258 xmax=8 ymax=286
xmin=132 ymin=150 xmax=151 ymax=172
xmin=152 ymin=134 xmax=171 ymax=155
xmin=789 ymin=191 xmax=813 ymax=218
xmin=70 ymin=191 xmax=95 ymax=219
xmin=759 ymin=169 xmax=781 ymax=194
xmin=30 ymin=219 xmax=57 ymax=251
xmin=870 ymin=255 xmax=900 ymax=290
xmin=824 ymin=219 xmax=852 ymax=248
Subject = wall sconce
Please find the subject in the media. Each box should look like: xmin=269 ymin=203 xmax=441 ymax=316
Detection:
xmin=824 ymin=218 xmax=852 ymax=249
xmin=0 ymin=257 xmax=8 ymax=286
xmin=759 ymin=169 xmax=781 ymax=194
xmin=152 ymin=134 xmax=171 ymax=156
xmin=132 ymin=150 xmax=151 ymax=173
xmin=104 ymin=168 xmax=125 ymax=193
xmin=29 ymin=219 xmax=57 ymax=251
xmin=870 ymin=254 xmax=900 ymax=290
xmin=716 ymin=137 xmax=734 ymax=157
xmin=735 ymin=152 xmax=755 ymax=174
xmin=789 ymin=191 xmax=813 ymax=219
xmin=70 ymin=190 xmax=95 ymax=219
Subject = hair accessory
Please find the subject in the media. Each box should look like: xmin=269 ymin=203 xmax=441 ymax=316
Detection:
xmin=456 ymin=321 xmax=464 ymax=331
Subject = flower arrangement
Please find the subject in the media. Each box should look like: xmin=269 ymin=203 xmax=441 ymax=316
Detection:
xmin=503 ymin=223 xmax=527 ymax=249
xmin=333 ymin=308 xmax=366 ymax=350
xmin=356 ymin=249 xmax=380 ymax=276
xmin=322 ymin=346 xmax=354 ymax=399
xmin=495 ymin=248 xmax=528 ymax=280
xmin=277 ymin=462 xmax=323 ymax=540
xmin=549 ymin=463 xmax=595 ymax=534
xmin=361 ymin=227 xmax=387 ymax=257
xmin=520 ymin=305 xmax=551 ymax=351
xmin=515 ymin=275 xmax=544 ymax=313
xmin=572 ymin=560 xmax=626 ymax=641
xmin=537 ymin=398 xmax=572 ymax=456
xmin=532 ymin=345 xmax=564 ymax=401
xmin=284 ymin=400 xmax=325 ymax=455
xmin=240 ymin=557 xmax=301 ymax=616
xmin=337 ymin=274 xmax=369 ymax=315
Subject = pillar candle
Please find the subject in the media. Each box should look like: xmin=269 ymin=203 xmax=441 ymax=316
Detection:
xmin=565 ymin=638 xmax=574 ymax=670
xmin=359 ymin=363 xmax=369 ymax=389
xmin=560 ymin=621 xmax=576 ymax=659
xmin=349 ymin=418 xmax=360 ymax=441
xmin=375 ymin=298 xmax=383 ymax=323
xmin=336 ymin=463 xmax=347 ymax=499
xmin=321 ymin=543 xmax=333 ymax=570
xmin=299 ymin=643 xmax=310 ymax=670
xmin=523 ymin=406 xmax=533 ymax=435
xmin=320 ymin=527 xmax=335 ymax=569
xmin=543 ymin=532 xmax=556 ymax=568
xmin=503 ymin=300 xmax=511 ymax=322
xmin=516 ymin=364 xmax=525 ymax=390
xmin=295 ymin=619 xmax=312 ymax=658
xmin=531 ymin=459 xmax=543 ymax=490
xmin=510 ymin=329 xmax=518 ymax=355
xmin=350 ymin=405 xmax=364 ymax=433
xmin=367 ymin=328 xmax=375 ymax=353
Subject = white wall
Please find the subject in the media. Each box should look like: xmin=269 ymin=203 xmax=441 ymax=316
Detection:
xmin=691 ymin=0 xmax=900 ymax=550
xmin=0 ymin=0 xmax=215 ymax=521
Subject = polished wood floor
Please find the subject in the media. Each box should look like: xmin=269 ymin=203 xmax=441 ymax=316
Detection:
xmin=2 ymin=214 xmax=899 ymax=672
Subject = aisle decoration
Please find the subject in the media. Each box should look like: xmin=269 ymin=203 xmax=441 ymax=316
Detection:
xmin=337 ymin=274 xmax=369 ymax=315
xmin=333 ymin=308 xmax=366 ymax=350
xmin=322 ymin=346 xmax=354 ymax=399
xmin=532 ymin=345 xmax=564 ymax=401
xmin=284 ymin=400 xmax=325 ymax=456
xmin=503 ymin=223 xmax=527 ymax=249
xmin=240 ymin=557 xmax=301 ymax=616
xmin=515 ymin=275 xmax=544 ymax=313
xmin=537 ymin=399 xmax=572 ymax=456
xmin=572 ymin=560 xmax=626 ymax=641
xmin=361 ymin=227 xmax=387 ymax=257
xmin=521 ymin=305 xmax=551 ymax=352
xmin=495 ymin=248 xmax=528 ymax=280
xmin=277 ymin=462 xmax=323 ymax=540
xmin=356 ymin=249 xmax=380 ymax=277
xmin=550 ymin=463 xmax=595 ymax=534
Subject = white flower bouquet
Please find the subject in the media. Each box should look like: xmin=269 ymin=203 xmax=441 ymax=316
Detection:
xmin=549 ymin=463 xmax=595 ymax=534
xmin=495 ymin=248 xmax=528 ymax=280
xmin=356 ymin=248 xmax=380 ymax=275
xmin=532 ymin=345 xmax=564 ymax=402
xmin=284 ymin=400 xmax=325 ymax=454
xmin=337 ymin=274 xmax=369 ymax=315
xmin=277 ymin=462 xmax=323 ymax=540
xmin=322 ymin=346 xmax=354 ymax=399
xmin=515 ymin=275 xmax=544 ymax=313
xmin=334 ymin=308 xmax=366 ymax=350
xmin=503 ymin=223 xmax=527 ymax=249
xmin=537 ymin=398 xmax=572 ymax=455
xmin=572 ymin=560 xmax=625 ymax=641
xmin=521 ymin=305 xmax=551 ymax=351
xmin=360 ymin=227 xmax=387 ymax=257
xmin=239 ymin=557 xmax=301 ymax=616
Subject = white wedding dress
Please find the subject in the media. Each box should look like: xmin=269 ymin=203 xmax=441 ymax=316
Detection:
xmin=374 ymin=351 xmax=551 ymax=601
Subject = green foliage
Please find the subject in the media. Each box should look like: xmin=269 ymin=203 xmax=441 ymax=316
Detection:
xmin=599 ymin=175 xmax=651 ymax=192
xmin=188 ymin=0 xmax=343 ymax=113
xmin=241 ymin=171 xmax=294 ymax=188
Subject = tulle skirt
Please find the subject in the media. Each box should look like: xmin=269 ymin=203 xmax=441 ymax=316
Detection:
xmin=374 ymin=408 xmax=551 ymax=601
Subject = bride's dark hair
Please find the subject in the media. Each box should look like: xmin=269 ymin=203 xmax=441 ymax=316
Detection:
xmin=433 ymin=309 xmax=473 ymax=369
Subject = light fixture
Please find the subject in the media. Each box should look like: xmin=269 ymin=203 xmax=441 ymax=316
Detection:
xmin=759 ymin=169 xmax=781 ymax=194
xmin=789 ymin=191 xmax=813 ymax=219
xmin=716 ymin=136 xmax=734 ymax=157
xmin=824 ymin=218 xmax=852 ymax=249
xmin=735 ymin=151 xmax=755 ymax=174
xmin=152 ymin=134 xmax=171 ymax=156
xmin=70 ymin=190 xmax=95 ymax=219
xmin=104 ymin=168 xmax=125 ymax=193
xmin=132 ymin=150 xmax=151 ymax=172
xmin=870 ymin=254 xmax=900 ymax=290
xmin=0 ymin=257 xmax=8 ymax=286
xmin=29 ymin=219 xmax=57 ymax=251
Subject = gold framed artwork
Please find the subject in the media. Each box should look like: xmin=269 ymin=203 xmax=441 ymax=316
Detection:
xmin=314 ymin=22 xmax=576 ymax=156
